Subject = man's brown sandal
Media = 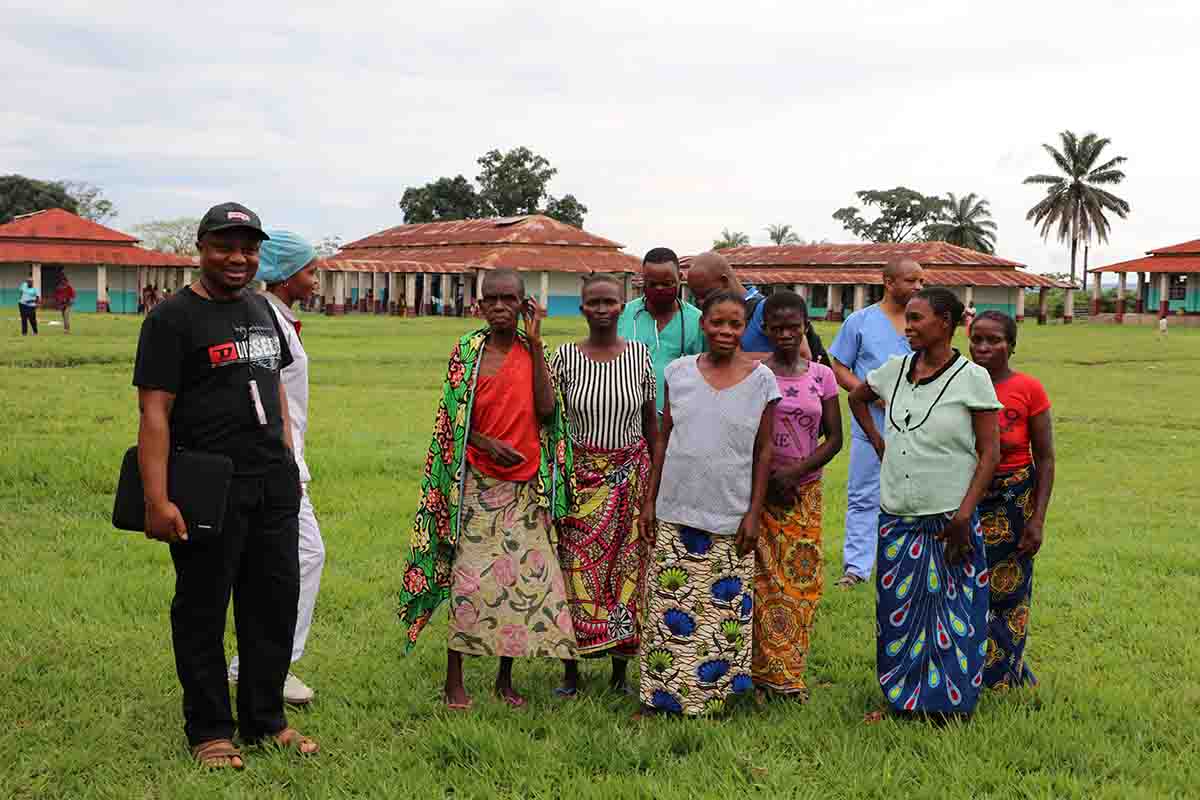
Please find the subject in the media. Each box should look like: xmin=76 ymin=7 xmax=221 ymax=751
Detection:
xmin=271 ymin=727 xmax=319 ymax=755
xmin=192 ymin=738 xmax=245 ymax=770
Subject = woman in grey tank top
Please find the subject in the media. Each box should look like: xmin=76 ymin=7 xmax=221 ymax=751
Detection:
xmin=637 ymin=290 xmax=781 ymax=718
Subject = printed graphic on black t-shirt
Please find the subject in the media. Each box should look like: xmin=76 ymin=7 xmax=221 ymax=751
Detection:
xmin=133 ymin=287 xmax=294 ymax=475
xmin=206 ymin=323 xmax=284 ymax=372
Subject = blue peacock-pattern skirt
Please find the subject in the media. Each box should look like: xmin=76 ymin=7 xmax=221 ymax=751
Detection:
xmin=979 ymin=465 xmax=1039 ymax=688
xmin=875 ymin=511 xmax=989 ymax=715
xmin=638 ymin=522 xmax=755 ymax=716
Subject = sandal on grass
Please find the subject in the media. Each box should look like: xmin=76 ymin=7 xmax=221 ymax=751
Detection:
xmin=271 ymin=727 xmax=319 ymax=755
xmin=835 ymin=573 xmax=865 ymax=589
xmin=192 ymin=738 xmax=244 ymax=770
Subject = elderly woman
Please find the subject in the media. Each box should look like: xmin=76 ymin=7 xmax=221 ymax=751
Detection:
xmin=848 ymin=288 xmax=1001 ymax=718
xmin=228 ymin=231 xmax=325 ymax=707
xmin=969 ymin=311 xmax=1055 ymax=689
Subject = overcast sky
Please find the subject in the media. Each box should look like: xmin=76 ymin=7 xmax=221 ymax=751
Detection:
xmin=3 ymin=1 xmax=1194 ymax=274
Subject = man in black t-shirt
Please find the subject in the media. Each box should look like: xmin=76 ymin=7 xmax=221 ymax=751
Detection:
xmin=133 ymin=202 xmax=317 ymax=768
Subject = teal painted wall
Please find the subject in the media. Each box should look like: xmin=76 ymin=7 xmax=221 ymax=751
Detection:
xmin=975 ymin=302 xmax=1017 ymax=316
xmin=809 ymin=305 xmax=829 ymax=319
xmin=1147 ymin=286 xmax=1191 ymax=312
xmin=0 ymin=288 xmax=20 ymax=306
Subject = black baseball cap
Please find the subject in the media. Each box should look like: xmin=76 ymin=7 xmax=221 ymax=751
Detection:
xmin=197 ymin=202 xmax=270 ymax=241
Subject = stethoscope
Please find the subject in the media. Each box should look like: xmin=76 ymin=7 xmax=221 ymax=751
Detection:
xmin=632 ymin=298 xmax=686 ymax=356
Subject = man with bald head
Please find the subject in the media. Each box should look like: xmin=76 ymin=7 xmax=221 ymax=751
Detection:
xmin=685 ymin=251 xmax=775 ymax=358
xmin=828 ymin=257 xmax=925 ymax=588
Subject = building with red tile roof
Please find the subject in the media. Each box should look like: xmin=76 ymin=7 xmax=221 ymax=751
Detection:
xmin=1091 ymin=238 xmax=1200 ymax=322
xmin=0 ymin=208 xmax=195 ymax=312
xmin=322 ymin=215 xmax=640 ymax=315
xmin=680 ymin=241 xmax=1071 ymax=323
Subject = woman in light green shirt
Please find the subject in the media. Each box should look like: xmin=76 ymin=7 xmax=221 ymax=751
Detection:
xmin=848 ymin=288 xmax=1000 ymax=718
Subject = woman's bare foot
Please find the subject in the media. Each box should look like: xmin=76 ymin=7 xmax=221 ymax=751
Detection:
xmin=494 ymin=684 xmax=527 ymax=707
xmin=609 ymin=658 xmax=629 ymax=691
xmin=495 ymin=657 xmax=526 ymax=707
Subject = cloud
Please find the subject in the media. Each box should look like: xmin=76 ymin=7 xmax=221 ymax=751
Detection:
xmin=2 ymin=0 xmax=1194 ymax=273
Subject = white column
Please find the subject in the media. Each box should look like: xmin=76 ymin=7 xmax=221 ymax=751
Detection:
xmin=1014 ymin=286 xmax=1025 ymax=321
xmin=462 ymin=271 xmax=475 ymax=310
xmin=1116 ymin=272 xmax=1127 ymax=321
xmin=853 ymin=284 xmax=866 ymax=311
xmin=539 ymin=270 xmax=550 ymax=308
xmin=96 ymin=265 xmax=108 ymax=312
xmin=829 ymin=284 xmax=842 ymax=317
xmin=1159 ymin=273 xmax=1170 ymax=315
xmin=964 ymin=285 xmax=975 ymax=306
xmin=335 ymin=270 xmax=347 ymax=311
xmin=406 ymin=273 xmax=418 ymax=315
xmin=1064 ymin=286 xmax=1075 ymax=323
xmin=31 ymin=263 xmax=42 ymax=297
xmin=476 ymin=269 xmax=485 ymax=301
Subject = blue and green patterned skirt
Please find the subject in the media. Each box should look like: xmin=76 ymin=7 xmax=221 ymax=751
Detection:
xmin=979 ymin=465 xmax=1039 ymax=689
xmin=638 ymin=522 xmax=755 ymax=716
xmin=875 ymin=511 xmax=989 ymax=715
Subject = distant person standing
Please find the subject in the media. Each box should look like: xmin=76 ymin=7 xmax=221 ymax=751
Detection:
xmin=617 ymin=247 xmax=705 ymax=414
xmin=828 ymin=258 xmax=924 ymax=589
xmin=133 ymin=202 xmax=317 ymax=769
xmin=963 ymin=300 xmax=977 ymax=329
xmin=227 ymin=230 xmax=325 ymax=707
xmin=18 ymin=278 xmax=39 ymax=335
xmin=54 ymin=275 xmax=76 ymax=334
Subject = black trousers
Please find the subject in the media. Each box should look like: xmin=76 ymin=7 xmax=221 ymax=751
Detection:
xmin=168 ymin=460 xmax=301 ymax=747
xmin=19 ymin=304 xmax=37 ymax=335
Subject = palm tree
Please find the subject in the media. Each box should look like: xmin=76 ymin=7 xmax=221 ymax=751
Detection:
xmin=765 ymin=223 xmax=804 ymax=245
xmin=1024 ymin=130 xmax=1130 ymax=287
xmin=924 ymin=193 xmax=997 ymax=254
xmin=713 ymin=228 xmax=750 ymax=250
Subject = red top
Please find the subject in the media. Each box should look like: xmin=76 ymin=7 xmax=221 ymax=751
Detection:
xmin=54 ymin=283 xmax=75 ymax=305
xmin=466 ymin=343 xmax=541 ymax=482
xmin=994 ymin=372 xmax=1051 ymax=473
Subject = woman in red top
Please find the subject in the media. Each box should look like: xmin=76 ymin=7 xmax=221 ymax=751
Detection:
xmin=969 ymin=311 xmax=1056 ymax=688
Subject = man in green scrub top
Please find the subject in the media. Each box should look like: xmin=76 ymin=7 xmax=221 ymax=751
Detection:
xmin=617 ymin=247 xmax=704 ymax=413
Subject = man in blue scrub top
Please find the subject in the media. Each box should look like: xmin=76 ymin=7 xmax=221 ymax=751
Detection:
xmin=617 ymin=247 xmax=705 ymax=413
xmin=828 ymin=258 xmax=925 ymax=588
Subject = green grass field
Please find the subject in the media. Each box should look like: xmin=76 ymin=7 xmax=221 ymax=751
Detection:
xmin=1 ymin=311 xmax=1197 ymax=799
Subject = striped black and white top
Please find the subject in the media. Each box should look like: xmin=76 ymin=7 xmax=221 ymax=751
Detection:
xmin=552 ymin=341 xmax=656 ymax=450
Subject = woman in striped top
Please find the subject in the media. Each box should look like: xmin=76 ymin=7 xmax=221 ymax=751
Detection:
xmin=552 ymin=274 xmax=658 ymax=696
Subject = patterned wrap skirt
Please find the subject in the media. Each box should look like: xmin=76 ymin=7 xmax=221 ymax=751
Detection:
xmin=979 ymin=465 xmax=1039 ymax=688
xmin=753 ymin=480 xmax=824 ymax=695
xmin=446 ymin=465 xmax=578 ymax=659
xmin=556 ymin=439 xmax=650 ymax=658
xmin=639 ymin=522 xmax=756 ymax=716
xmin=876 ymin=510 xmax=989 ymax=715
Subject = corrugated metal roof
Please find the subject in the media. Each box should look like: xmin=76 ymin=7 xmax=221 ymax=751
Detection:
xmin=1092 ymin=254 xmax=1200 ymax=274
xmin=0 ymin=208 xmax=140 ymax=244
xmin=1147 ymin=239 xmax=1200 ymax=256
xmin=320 ymin=258 xmax=473 ymax=275
xmin=685 ymin=241 xmax=1025 ymax=269
xmin=730 ymin=267 xmax=1068 ymax=288
xmin=342 ymin=215 xmax=623 ymax=250
xmin=326 ymin=244 xmax=639 ymax=274
xmin=0 ymin=241 xmax=196 ymax=267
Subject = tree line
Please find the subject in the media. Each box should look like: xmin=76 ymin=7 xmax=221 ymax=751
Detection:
xmin=712 ymin=130 xmax=1130 ymax=287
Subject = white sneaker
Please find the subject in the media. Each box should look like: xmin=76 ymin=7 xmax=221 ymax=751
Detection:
xmin=284 ymin=672 xmax=315 ymax=706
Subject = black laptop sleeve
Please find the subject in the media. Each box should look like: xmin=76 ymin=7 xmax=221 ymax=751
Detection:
xmin=112 ymin=447 xmax=234 ymax=540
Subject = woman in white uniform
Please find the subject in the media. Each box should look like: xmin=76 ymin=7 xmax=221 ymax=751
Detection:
xmin=228 ymin=230 xmax=325 ymax=706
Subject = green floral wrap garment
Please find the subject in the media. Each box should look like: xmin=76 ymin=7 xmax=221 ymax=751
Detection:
xmin=398 ymin=328 xmax=574 ymax=651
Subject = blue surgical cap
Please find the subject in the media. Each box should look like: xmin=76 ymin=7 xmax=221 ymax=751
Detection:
xmin=258 ymin=230 xmax=316 ymax=284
